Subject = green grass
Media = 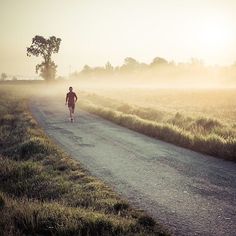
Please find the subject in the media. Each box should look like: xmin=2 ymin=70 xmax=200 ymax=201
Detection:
xmin=0 ymin=90 xmax=168 ymax=236
xmin=78 ymin=92 xmax=236 ymax=161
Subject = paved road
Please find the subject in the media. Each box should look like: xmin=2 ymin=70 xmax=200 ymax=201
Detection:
xmin=30 ymin=98 xmax=236 ymax=236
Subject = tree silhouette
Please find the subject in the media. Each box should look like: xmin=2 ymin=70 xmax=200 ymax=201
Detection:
xmin=120 ymin=57 xmax=140 ymax=73
xmin=124 ymin=57 xmax=139 ymax=66
xmin=0 ymin=73 xmax=7 ymax=81
xmin=81 ymin=65 xmax=92 ymax=75
xmin=105 ymin=61 xmax=113 ymax=72
xmin=151 ymin=57 xmax=168 ymax=66
xmin=27 ymin=35 xmax=61 ymax=80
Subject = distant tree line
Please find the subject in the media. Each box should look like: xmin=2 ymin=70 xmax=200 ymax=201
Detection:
xmin=0 ymin=73 xmax=40 ymax=81
xmin=69 ymin=57 xmax=236 ymax=85
xmin=72 ymin=57 xmax=172 ymax=78
xmin=0 ymin=73 xmax=18 ymax=81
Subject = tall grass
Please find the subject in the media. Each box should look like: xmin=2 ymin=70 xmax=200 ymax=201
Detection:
xmin=0 ymin=90 xmax=168 ymax=236
xmin=79 ymin=93 xmax=236 ymax=161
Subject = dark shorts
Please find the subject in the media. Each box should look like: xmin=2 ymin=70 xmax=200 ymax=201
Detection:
xmin=68 ymin=103 xmax=75 ymax=110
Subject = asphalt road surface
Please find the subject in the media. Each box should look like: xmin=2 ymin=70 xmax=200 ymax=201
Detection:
xmin=30 ymin=98 xmax=236 ymax=236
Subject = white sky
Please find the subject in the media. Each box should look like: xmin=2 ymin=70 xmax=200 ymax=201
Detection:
xmin=1 ymin=0 xmax=236 ymax=76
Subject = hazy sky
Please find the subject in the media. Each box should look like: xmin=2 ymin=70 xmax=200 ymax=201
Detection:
xmin=1 ymin=0 xmax=236 ymax=76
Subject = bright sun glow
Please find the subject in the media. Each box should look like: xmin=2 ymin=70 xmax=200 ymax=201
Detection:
xmin=197 ymin=18 xmax=234 ymax=57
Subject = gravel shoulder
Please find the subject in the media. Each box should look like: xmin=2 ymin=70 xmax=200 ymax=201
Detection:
xmin=30 ymin=98 xmax=236 ymax=236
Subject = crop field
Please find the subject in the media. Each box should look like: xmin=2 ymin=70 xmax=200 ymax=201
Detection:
xmin=91 ymin=88 xmax=236 ymax=124
xmin=79 ymin=88 xmax=236 ymax=161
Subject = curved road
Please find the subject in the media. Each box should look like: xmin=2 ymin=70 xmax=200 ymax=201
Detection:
xmin=31 ymin=98 xmax=236 ymax=236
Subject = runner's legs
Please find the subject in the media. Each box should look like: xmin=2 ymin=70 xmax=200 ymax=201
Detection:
xmin=68 ymin=106 xmax=73 ymax=121
xmin=68 ymin=104 xmax=75 ymax=121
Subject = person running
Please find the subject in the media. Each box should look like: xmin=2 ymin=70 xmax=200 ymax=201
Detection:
xmin=65 ymin=86 xmax=78 ymax=122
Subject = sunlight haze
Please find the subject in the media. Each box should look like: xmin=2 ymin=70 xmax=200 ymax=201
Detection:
xmin=1 ymin=0 xmax=236 ymax=76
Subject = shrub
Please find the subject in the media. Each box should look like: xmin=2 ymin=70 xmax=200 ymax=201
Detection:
xmin=4 ymin=137 xmax=57 ymax=161
xmin=19 ymin=138 xmax=54 ymax=158
xmin=0 ymin=158 xmax=71 ymax=200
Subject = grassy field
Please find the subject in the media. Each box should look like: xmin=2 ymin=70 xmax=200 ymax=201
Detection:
xmin=0 ymin=86 xmax=168 ymax=235
xmin=78 ymin=88 xmax=236 ymax=161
